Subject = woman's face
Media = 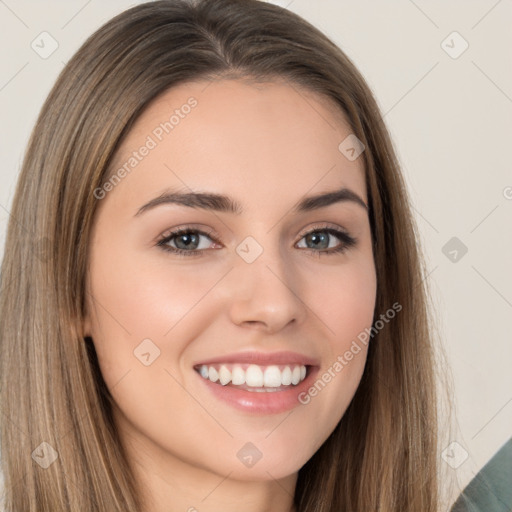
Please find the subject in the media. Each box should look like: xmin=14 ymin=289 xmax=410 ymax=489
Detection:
xmin=84 ymin=78 xmax=376 ymax=485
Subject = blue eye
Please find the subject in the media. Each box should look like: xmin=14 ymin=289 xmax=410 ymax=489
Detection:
xmin=156 ymin=226 xmax=357 ymax=258
xmin=296 ymin=228 xmax=357 ymax=256
xmin=157 ymin=228 xmax=215 ymax=255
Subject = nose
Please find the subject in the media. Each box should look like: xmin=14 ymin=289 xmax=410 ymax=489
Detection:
xmin=226 ymin=245 xmax=307 ymax=333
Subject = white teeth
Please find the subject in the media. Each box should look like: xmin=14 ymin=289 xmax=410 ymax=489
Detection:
xmin=231 ymin=365 xmax=245 ymax=385
xmin=208 ymin=366 xmax=219 ymax=383
xmin=246 ymin=365 xmax=264 ymax=387
xmin=291 ymin=366 xmax=301 ymax=385
xmin=263 ymin=366 xmax=282 ymax=387
xmin=199 ymin=365 xmax=209 ymax=379
xmin=218 ymin=365 xmax=231 ymax=386
xmin=197 ymin=363 xmax=309 ymax=388
xmin=281 ymin=366 xmax=292 ymax=385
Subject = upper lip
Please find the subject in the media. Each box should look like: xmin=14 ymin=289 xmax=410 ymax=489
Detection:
xmin=193 ymin=350 xmax=320 ymax=367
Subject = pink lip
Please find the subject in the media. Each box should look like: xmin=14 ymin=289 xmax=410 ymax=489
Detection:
xmin=193 ymin=350 xmax=320 ymax=367
xmin=193 ymin=351 xmax=320 ymax=415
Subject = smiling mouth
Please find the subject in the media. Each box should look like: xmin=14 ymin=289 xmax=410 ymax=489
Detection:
xmin=194 ymin=363 xmax=309 ymax=392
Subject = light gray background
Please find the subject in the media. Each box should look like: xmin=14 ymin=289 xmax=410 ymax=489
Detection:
xmin=0 ymin=0 xmax=511 ymax=506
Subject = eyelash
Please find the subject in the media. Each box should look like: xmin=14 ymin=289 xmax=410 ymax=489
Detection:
xmin=156 ymin=224 xmax=357 ymax=258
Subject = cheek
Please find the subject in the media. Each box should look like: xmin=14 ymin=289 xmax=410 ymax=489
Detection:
xmin=86 ymin=239 xmax=233 ymax=422
xmin=295 ymin=256 xmax=376 ymax=424
xmin=87 ymin=240 xmax=216 ymax=343
xmin=85 ymin=241 xmax=200 ymax=402
xmin=86 ymin=244 xmax=217 ymax=459
xmin=306 ymin=256 xmax=377 ymax=346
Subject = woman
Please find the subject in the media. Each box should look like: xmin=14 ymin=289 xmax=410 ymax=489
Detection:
xmin=0 ymin=0 xmax=446 ymax=510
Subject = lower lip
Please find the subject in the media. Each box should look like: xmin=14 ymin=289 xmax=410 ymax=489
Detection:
xmin=195 ymin=367 xmax=319 ymax=414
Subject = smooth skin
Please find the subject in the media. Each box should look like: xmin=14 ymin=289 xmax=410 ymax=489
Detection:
xmin=84 ymin=78 xmax=377 ymax=512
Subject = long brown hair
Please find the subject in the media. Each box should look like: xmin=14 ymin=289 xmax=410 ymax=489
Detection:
xmin=0 ymin=0 xmax=448 ymax=510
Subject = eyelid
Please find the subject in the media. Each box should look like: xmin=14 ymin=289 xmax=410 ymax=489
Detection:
xmin=157 ymin=224 xmax=218 ymax=242
xmin=295 ymin=221 xmax=350 ymax=238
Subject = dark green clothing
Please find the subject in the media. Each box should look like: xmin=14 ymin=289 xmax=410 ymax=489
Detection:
xmin=451 ymin=438 xmax=512 ymax=512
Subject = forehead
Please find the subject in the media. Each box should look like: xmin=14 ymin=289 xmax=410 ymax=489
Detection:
xmin=106 ymin=78 xmax=367 ymax=213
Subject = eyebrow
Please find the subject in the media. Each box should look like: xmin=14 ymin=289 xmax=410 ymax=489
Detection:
xmin=134 ymin=187 xmax=368 ymax=217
